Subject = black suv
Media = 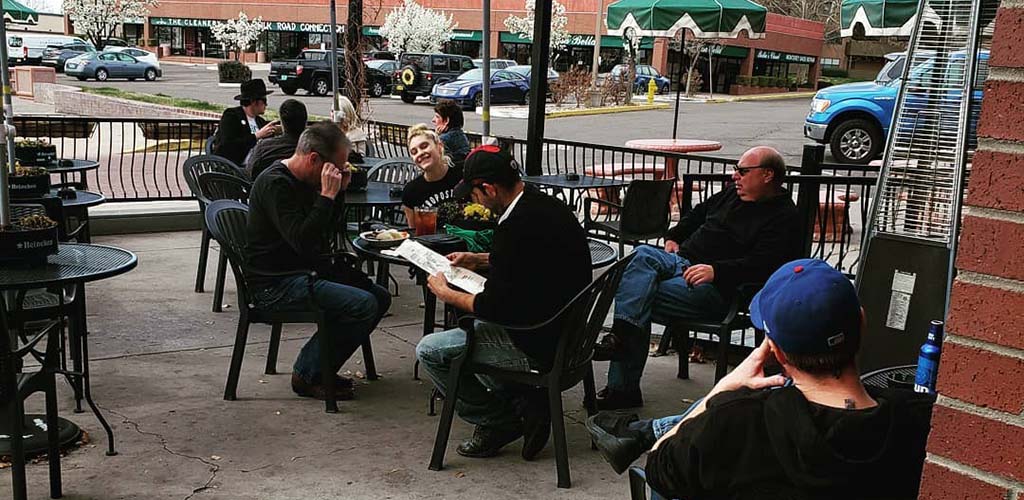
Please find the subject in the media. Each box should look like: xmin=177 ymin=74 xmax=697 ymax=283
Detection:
xmin=395 ymin=53 xmax=475 ymax=103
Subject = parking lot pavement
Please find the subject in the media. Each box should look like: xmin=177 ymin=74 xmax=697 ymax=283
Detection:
xmin=64 ymin=63 xmax=816 ymax=164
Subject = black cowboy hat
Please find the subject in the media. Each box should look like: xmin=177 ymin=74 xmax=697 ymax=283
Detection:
xmin=234 ymin=79 xmax=274 ymax=101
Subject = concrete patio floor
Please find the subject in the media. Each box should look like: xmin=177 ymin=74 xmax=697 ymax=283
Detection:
xmin=9 ymin=230 xmax=720 ymax=499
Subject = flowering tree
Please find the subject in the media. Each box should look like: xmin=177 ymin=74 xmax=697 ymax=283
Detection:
xmin=63 ymin=0 xmax=157 ymax=50
xmin=503 ymin=0 xmax=571 ymax=52
xmin=379 ymin=0 xmax=457 ymax=54
xmin=211 ymin=11 xmax=267 ymax=60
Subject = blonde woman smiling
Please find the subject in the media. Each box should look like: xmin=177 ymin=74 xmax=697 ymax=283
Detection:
xmin=402 ymin=124 xmax=463 ymax=223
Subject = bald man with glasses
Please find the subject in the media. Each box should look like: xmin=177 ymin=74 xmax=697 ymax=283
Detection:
xmin=594 ymin=146 xmax=803 ymax=410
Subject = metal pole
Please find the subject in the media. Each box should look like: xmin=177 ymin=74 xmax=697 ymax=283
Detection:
xmin=329 ymin=0 xmax=341 ymax=122
xmin=0 ymin=17 xmax=15 ymax=226
xmin=671 ymin=30 xmax=684 ymax=140
xmin=591 ymin=0 xmax=603 ymax=91
xmin=524 ymin=0 xmax=552 ymax=175
xmin=482 ymin=0 xmax=491 ymax=137
xmin=707 ymin=43 xmax=713 ymax=100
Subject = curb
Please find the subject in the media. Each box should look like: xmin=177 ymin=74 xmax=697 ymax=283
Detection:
xmin=548 ymin=103 xmax=670 ymax=118
xmin=706 ymin=91 xmax=817 ymax=103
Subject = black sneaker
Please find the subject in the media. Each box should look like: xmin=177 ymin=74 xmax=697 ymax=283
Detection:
xmin=456 ymin=425 xmax=523 ymax=458
xmin=586 ymin=413 xmax=647 ymax=474
xmin=592 ymin=333 xmax=626 ymax=361
xmin=596 ymin=387 xmax=644 ymax=411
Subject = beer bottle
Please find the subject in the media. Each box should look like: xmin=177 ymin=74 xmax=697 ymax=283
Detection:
xmin=913 ymin=320 xmax=944 ymax=394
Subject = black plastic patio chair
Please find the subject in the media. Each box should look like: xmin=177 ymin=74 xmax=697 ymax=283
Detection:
xmin=1 ymin=299 xmax=64 ymax=500
xmin=196 ymin=171 xmax=252 ymax=313
xmin=183 ymin=154 xmax=247 ymax=304
xmin=428 ymin=252 xmax=636 ymax=489
xmin=205 ymin=200 xmax=377 ymax=413
xmin=584 ymin=179 xmax=676 ymax=257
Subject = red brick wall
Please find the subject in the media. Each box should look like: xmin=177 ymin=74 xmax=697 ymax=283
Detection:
xmin=920 ymin=2 xmax=1024 ymax=498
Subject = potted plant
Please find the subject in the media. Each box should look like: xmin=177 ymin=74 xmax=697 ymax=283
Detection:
xmin=14 ymin=139 xmax=57 ymax=166
xmin=8 ymin=164 xmax=51 ymax=198
xmin=218 ymin=60 xmax=252 ymax=84
xmin=0 ymin=213 xmax=59 ymax=265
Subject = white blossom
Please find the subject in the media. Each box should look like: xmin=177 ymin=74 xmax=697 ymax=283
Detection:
xmin=63 ymin=0 xmax=157 ymax=49
xmin=379 ymin=0 xmax=457 ymax=54
xmin=210 ymin=11 xmax=267 ymax=59
xmin=503 ymin=0 xmax=570 ymax=51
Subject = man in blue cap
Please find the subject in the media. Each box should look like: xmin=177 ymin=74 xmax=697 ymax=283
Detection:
xmin=586 ymin=258 xmax=936 ymax=499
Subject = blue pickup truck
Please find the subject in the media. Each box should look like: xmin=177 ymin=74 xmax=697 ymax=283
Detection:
xmin=804 ymin=51 xmax=987 ymax=164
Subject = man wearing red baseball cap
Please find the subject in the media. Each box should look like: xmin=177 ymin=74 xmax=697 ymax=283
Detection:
xmin=417 ymin=145 xmax=592 ymax=460
xmin=586 ymin=259 xmax=936 ymax=499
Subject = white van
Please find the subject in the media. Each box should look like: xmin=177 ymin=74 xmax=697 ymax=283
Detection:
xmin=16 ymin=34 xmax=89 ymax=64
xmin=7 ymin=34 xmax=28 ymax=65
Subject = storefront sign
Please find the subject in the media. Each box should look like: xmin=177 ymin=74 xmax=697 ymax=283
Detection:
xmin=500 ymin=32 xmax=653 ymax=49
xmin=708 ymin=44 xmax=749 ymax=58
xmin=150 ymin=17 xmax=345 ymax=33
xmin=755 ymin=49 xmax=816 ymax=64
xmin=362 ymin=26 xmax=478 ymax=41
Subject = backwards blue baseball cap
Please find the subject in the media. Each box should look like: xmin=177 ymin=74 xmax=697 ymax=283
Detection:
xmin=750 ymin=259 xmax=861 ymax=355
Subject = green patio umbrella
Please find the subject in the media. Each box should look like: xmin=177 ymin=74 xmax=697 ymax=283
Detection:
xmin=3 ymin=0 xmax=39 ymax=25
xmin=606 ymin=0 xmax=767 ymax=39
xmin=605 ymin=0 xmax=767 ymax=138
xmin=840 ymin=0 xmax=939 ymax=37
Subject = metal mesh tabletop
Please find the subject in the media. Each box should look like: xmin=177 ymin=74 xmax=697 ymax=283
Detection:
xmin=0 ymin=244 xmax=137 ymax=290
xmin=589 ymin=239 xmax=617 ymax=269
xmin=49 ymin=189 xmax=106 ymax=209
xmin=354 ymin=236 xmax=619 ymax=270
xmin=860 ymin=365 xmax=917 ymax=389
xmin=344 ymin=181 xmax=404 ymax=207
xmin=43 ymin=159 xmax=100 ymax=173
xmin=524 ymin=175 xmax=632 ymax=190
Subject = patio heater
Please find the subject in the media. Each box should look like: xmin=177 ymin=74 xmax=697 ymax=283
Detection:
xmin=856 ymin=0 xmax=999 ymax=372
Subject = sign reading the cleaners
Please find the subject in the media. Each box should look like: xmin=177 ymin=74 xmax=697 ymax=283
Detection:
xmin=755 ymin=49 xmax=816 ymax=64
xmin=151 ymin=17 xmax=345 ymax=33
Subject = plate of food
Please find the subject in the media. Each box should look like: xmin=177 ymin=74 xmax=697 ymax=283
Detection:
xmin=359 ymin=228 xmax=410 ymax=248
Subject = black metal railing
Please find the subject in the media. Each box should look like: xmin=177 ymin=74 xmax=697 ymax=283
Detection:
xmin=14 ymin=115 xmax=217 ymax=201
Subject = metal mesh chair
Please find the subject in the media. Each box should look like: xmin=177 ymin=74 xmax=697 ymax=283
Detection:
xmin=428 ymin=253 xmax=636 ymax=489
xmin=183 ymin=155 xmax=248 ymax=310
xmin=204 ymin=200 xmax=377 ymax=413
xmin=1 ymin=299 xmax=64 ymax=500
xmin=584 ymin=179 xmax=676 ymax=257
xmin=196 ymin=171 xmax=252 ymax=313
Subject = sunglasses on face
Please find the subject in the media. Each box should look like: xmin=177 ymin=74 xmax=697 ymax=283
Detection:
xmin=733 ymin=165 xmax=767 ymax=177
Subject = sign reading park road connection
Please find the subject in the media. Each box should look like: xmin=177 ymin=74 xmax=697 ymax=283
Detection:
xmin=151 ymin=17 xmax=345 ymax=33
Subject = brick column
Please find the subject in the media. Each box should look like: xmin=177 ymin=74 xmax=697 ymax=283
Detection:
xmin=919 ymin=3 xmax=1024 ymax=498
xmin=651 ymin=38 xmax=670 ymax=75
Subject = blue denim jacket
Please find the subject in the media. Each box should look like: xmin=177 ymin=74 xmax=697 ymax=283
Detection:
xmin=439 ymin=127 xmax=472 ymax=163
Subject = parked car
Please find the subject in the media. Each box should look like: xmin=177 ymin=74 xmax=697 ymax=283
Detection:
xmin=601 ymin=64 xmax=671 ymax=94
xmin=41 ymin=41 xmax=96 ymax=72
xmin=366 ymin=59 xmax=400 ymax=96
xmin=394 ymin=53 xmax=476 ymax=103
xmin=506 ymin=65 xmax=559 ymax=101
xmin=472 ymin=58 xmax=517 ymax=70
xmin=13 ymin=34 xmax=89 ymax=64
xmin=104 ymin=47 xmax=160 ymax=69
xmin=65 ymin=52 xmax=161 ymax=82
xmin=6 ymin=35 xmax=26 ymax=65
xmin=100 ymin=38 xmax=131 ymax=48
xmin=363 ymin=50 xmax=396 ymax=61
xmin=431 ymin=68 xmax=531 ymax=109
xmin=267 ymin=49 xmax=392 ymax=97
xmin=804 ymin=50 xmax=988 ymax=164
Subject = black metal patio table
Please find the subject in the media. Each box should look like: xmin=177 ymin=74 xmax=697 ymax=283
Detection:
xmin=52 ymin=189 xmax=106 ymax=243
xmin=523 ymin=174 xmax=632 ymax=210
xmin=0 ymin=244 xmax=138 ymax=457
xmin=860 ymin=364 xmax=918 ymax=390
xmin=43 ymin=159 xmax=100 ymax=190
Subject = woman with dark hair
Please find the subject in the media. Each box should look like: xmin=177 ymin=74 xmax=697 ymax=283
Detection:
xmin=432 ymin=99 xmax=472 ymax=164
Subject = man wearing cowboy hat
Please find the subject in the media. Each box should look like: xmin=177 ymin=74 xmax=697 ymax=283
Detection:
xmin=213 ymin=78 xmax=280 ymax=167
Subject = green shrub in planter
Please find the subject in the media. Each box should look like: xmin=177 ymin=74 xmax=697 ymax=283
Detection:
xmin=218 ymin=61 xmax=252 ymax=84
xmin=822 ymin=67 xmax=848 ymax=78
xmin=735 ymin=75 xmax=751 ymax=86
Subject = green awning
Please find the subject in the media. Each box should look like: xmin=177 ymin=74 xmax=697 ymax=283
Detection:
xmin=449 ymin=30 xmax=482 ymax=42
xmin=709 ymin=44 xmax=749 ymax=58
xmin=3 ymin=0 xmax=38 ymax=25
xmin=499 ymin=32 xmax=655 ymax=49
xmin=606 ymin=0 xmax=767 ymax=39
xmin=363 ymin=26 xmax=381 ymax=36
xmin=839 ymin=0 xmax=940 ymax=37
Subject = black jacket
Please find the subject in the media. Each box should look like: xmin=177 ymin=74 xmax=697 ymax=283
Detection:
xmin=472 ymin=187 xmax=592 ymax=369
xmin=666 ymin=187 xmax=801 ymax=295
xmin=214 ymin=106 xmax=268 ymax=167
xmin=245 ymin=133 xmax=299 ymax=181
xmin=646 ymin=385 xmax=936 ymax=500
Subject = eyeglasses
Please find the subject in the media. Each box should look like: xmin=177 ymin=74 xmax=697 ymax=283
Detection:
xmin=733 ymin=165 xmax=767 ymax=177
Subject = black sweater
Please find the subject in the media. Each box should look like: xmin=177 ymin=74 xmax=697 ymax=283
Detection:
xmin=666 ymin=187 xmax=801 ymax=295
xmin=245 ymin=162 xmax=341 ymax=290
xmin=646 ymin=386 xmax=936 ymax=500
xmin=472 ymin=187 xmax=592 ymax=369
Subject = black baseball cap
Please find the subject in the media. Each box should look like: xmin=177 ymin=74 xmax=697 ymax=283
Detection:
xmin=452 ymin=145 xmax=522 ymax=199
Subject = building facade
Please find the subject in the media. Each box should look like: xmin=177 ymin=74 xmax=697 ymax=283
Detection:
xmin=100 ymin=0 xmax=825 ymax=92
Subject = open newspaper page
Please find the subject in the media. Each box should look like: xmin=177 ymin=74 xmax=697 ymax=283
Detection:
xmin=392 ymin=240 xmax=487 ymax=295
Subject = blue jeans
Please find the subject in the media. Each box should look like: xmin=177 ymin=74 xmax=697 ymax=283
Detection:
xmin=609 ymin=246 xmax=727 ymax=391
xmin=253 ymin=275 xmax=391 ymax=383
xmin=416 ymin=321 xmax=535 ymax=430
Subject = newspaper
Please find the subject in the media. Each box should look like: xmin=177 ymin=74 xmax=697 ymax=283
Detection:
xmin=392 ymin=239 xmax=487 ymax=295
